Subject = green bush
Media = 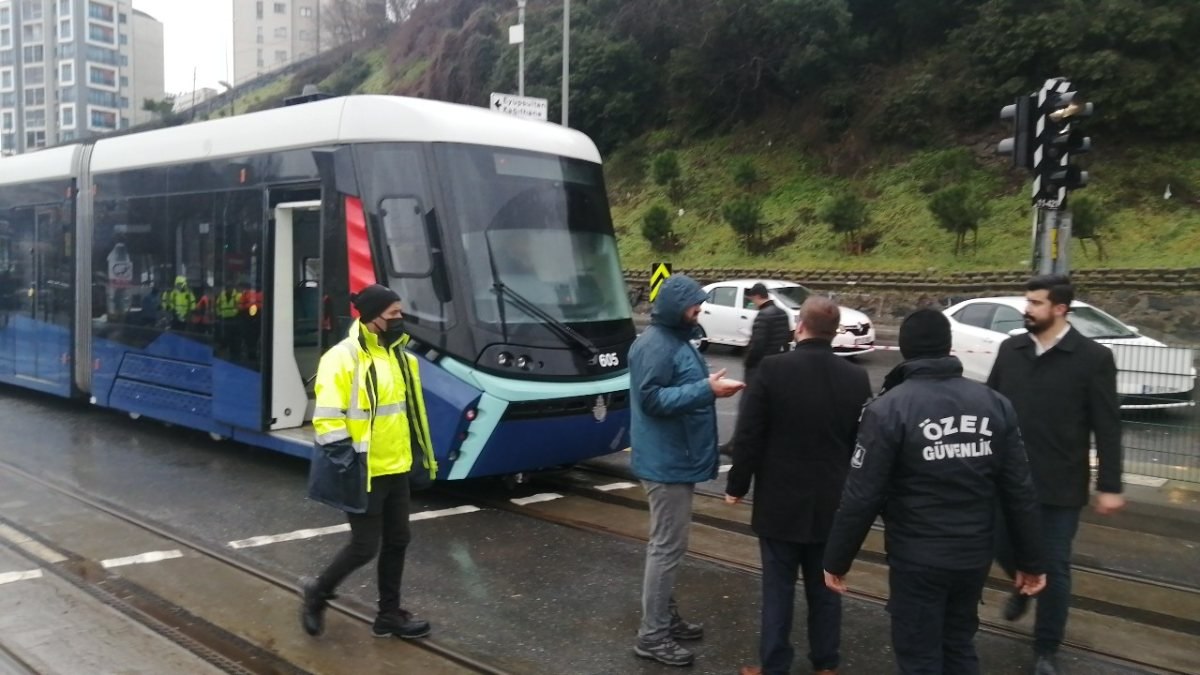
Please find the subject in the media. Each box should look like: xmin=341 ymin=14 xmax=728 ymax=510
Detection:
xmin=722 ymin=198 xmax=763 ymax=250
xmin=732 ymin=158 xmax=759 ymax=191
xmin=928 ymin=185 xmax=987 ymax=255
xmin=821 ymin=193 xmax=869 ymax=254
xmin=651 ymin=151 xmax=681 ymax=186
xmin=641 ymin=205 xmax=674 ymax=249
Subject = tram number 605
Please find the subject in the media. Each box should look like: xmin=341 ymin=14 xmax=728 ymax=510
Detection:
xmin=597 ymin=352 xmax=620 ymax=368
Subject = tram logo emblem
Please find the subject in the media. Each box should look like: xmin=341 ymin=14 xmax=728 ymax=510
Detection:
xmin=592 ymin=395 xmax=608 ymax=423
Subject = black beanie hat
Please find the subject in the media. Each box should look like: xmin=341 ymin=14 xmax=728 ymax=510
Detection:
xmin=899 ymin=308 xmax=952 ymax=360
xmin=351 ymin=284 xmax=401 ymax=323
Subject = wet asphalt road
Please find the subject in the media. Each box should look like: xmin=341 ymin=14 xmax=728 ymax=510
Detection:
xmin=0 ymin=384 xmax=1156 ymax=675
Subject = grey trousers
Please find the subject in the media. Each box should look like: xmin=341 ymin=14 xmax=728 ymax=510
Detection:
xmin=638 ymin=480 xmax=695 ymax=641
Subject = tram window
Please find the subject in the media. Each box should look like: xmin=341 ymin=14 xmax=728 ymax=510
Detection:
xmin=379 ymin=196 xmax=430 ymax=276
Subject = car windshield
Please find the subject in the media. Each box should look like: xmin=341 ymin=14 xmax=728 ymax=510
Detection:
xmin=1067 ymin=306 xmax=1136 ymax=339
xmin=770 ymin=285 xmax=809 ymax=309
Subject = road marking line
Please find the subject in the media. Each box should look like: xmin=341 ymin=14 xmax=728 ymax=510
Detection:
xmin=101 ymin=550 xmax=183 ymax=569
xmin=595 ymin=482 xmax=638 ymax=492
xmin=0 ymin=524 xmax=67 ymax=564
xmin=228 ymin=506 xmax=483 ymax=549
xmin=0 ymin=569 xmax=42 ymax=586
xmin=511 ymin=493 xmax=563 ymax=506
xmin=410 ymin=505 xmax=482 ymax=521
xmin=229 ymin=524 xmax=350 ymax=549
xmin=719 ymin=464 xmax=732 ymax=474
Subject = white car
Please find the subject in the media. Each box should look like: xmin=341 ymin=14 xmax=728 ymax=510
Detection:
xmin=697 ymin=279 xmax=875 ymax=356
xmin=944 ymin=297 xmax=1197 ymax=410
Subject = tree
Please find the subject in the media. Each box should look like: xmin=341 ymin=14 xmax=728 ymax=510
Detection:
xmin=731 ymin=158 xmax=759 ymax=191
xmin=651 ymin=151 xmax=681 ymax=186
xmin=928 ymin=185 xmax=987 ymax=255
xmin=1070 ymin=196 xmax=1108 ymax=260
xmin=324 ymin=0 xmax=389 ymax=47
xmin=142 ymin=97 xmax=181 ymax=125
xmin=641 ymin=204 xmax=674 ymax=250
xmin=722 ymin=198 xmax=764 ymax=250
xmin=821 ymin=192 xmax=869 ymax=254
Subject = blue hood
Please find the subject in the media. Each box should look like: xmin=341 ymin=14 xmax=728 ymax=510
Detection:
xmin=651 ymin=274 xmax=707 ymax=331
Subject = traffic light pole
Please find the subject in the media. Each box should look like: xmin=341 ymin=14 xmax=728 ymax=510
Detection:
xmin=1033 ymin=206 xmax=1072 ymax=275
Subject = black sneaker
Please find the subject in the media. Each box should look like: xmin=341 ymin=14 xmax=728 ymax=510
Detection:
xmin=634 ymin=637 xmax=694 ymax=667
xmin=300 ymin=579 xmax=334 ymax=637
xmin=1003 ymin=591 xmax=1030 ymax=621
xmin=1034 ymin=654 xmax=1059 ymax=675
xmin=372 ymin=610 xmax=432 ymax=639
xmin=669 ymin=613 xmax=704 ymax=641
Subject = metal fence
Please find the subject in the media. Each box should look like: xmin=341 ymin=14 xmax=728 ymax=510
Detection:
xmin=1112 ymin=342 xmax=1199 ymax=485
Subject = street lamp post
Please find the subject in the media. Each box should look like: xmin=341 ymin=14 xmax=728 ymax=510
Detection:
xmin=562 ymin=0 xmax=569 ymax=126
xmin=517 ymin=0 xmax=526 ymax=97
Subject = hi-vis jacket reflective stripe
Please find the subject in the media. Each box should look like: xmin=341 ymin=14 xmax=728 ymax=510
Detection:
xmin=312 ymin=320 xmax=437 ymax=491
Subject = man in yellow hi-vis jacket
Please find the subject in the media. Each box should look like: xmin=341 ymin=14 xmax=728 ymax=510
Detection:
xmin=301 ymin=284 xmax=438 ymax=640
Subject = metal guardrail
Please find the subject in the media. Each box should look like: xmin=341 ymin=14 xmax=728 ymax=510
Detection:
xmin=1112 ymin=342 xmax=1200 ymax=485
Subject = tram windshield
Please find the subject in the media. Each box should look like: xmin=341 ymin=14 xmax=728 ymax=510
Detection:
xmin=440 ymin=145 xmax=632 ymax=330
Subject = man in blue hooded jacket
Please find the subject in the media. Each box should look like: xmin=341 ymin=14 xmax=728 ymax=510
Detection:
xmin=630 ymin=274 xmax=745 ymax=667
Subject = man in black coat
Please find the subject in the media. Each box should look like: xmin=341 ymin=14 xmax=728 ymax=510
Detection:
xmin=743 ymin=283 xmax=793 ymax=385
xmin=987 ymin=274 xmax=1125 ymax=675
xmin=725 ymin=296 xmax=871 ymax=675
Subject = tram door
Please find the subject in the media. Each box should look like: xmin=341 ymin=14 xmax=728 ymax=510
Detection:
xmin=269 ymin=200 xmax=322 ymax=430
xmin=12 ymin=207 xmax=68 ymax=385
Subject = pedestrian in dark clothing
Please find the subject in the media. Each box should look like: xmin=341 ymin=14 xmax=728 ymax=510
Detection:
xmin=987 ymin=274 xmax=1124 ymax=675
xmin=743 ymin=283 xmax=793 ymax=385
xmin=629 ymin=274 xmax=745 ymax=667
xmin=726 ymin=296 xmax=871 ymax=675
xmin=824 ymin=309 xmax=1046 ymax=675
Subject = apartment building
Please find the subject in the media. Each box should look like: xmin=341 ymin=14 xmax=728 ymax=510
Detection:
xmin=0 ymin=0 xmax=165 ymax=155
xmin=231 ymin=0 xmax=386 ymax=86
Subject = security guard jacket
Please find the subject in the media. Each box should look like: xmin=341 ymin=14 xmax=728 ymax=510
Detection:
xmin=824 ymin=357 xmax=1044 ymax=575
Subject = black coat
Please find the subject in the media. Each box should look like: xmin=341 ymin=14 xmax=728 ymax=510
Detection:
xmin=986 ymin=327 xmax=1123 ymax=508
xmin=726 ymin=339 xmax=872 ymax=542
xmin=824 ymin=357 xmax=1044 ymax=575
xmin=744 ymin=300 xmax=793 ymax=373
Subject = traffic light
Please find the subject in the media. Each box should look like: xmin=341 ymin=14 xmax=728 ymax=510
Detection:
xmin=1031 ymin=79 xmax=1092 ymax=206
xmin=998 ymin=95 xmax=1036 ymax=170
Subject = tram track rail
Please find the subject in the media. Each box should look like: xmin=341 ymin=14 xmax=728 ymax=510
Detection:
xmin=445 ymin=464 xmax=1200 ymax=675
xmin=0 ymin=458 xmax=512 ymax=675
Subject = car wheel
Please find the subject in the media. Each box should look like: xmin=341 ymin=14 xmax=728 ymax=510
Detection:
xmin=692 ymin=326 xmax=709 ymax=352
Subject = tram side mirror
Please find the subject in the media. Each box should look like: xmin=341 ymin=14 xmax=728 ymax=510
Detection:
xmin=1125 ymin=324 xmax=1140 ymax=334
xmin=1007 ymin=328 xmax=1028 ymax=337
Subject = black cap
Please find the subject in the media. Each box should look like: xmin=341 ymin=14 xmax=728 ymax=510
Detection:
xmin=351 ymin=284 xmax=400 ymax=323
xmin=899 ymin=308 xmax=952 ymax=360
xmin=747 ymin=283 xmax=769 ymax=298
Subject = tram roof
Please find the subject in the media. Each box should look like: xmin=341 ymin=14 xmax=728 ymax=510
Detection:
xmin=91 ymin=95 xmax=603 ymax=172
xmin=0 ymin=96 xmax=603 ymax=184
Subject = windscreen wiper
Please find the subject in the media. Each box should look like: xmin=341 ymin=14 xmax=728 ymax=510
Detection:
xmin=492 ymin=282 xmax=600 ymax=358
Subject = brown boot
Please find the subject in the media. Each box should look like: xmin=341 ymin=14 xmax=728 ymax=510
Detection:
xmin=814 ymin=670 xmax=838 ymax=675
xmin=738 ymin=667 xmax=763 ymax=675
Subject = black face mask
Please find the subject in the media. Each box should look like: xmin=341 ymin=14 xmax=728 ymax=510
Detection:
xmin=380 ymin=317 xmax=406 ymax=344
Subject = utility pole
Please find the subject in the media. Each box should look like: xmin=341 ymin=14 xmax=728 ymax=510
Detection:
xmin=562 ymin=0 xmax=569 ymax=126
xmin=517 ymin=0 xmax=526 ymax=96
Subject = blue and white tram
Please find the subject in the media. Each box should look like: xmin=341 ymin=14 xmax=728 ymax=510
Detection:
xmin=0 ymin=95 xmax=634 ymax=479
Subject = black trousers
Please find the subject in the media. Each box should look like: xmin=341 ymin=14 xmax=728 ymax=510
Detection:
xmin=759 ymin=537 xmax=841 ymax=674
xmin=315 ymin=473 xmax=412 ymax=615
xmin=887 ymin=560 xmax=990 ymax=675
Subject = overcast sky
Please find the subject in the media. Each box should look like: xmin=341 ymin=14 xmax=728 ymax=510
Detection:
xmin=132 ymin=0 xmax=233 ymax=95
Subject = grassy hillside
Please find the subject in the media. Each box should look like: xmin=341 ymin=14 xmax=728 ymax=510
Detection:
xmin=607 ymin=124 xmax=1200 ymax=272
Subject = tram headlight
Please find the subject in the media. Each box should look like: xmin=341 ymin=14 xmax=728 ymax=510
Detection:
xmin=497 ymin=352 xmax=513 ymax=367
xmin=515 ymin=355 xmax=530 ymax=370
